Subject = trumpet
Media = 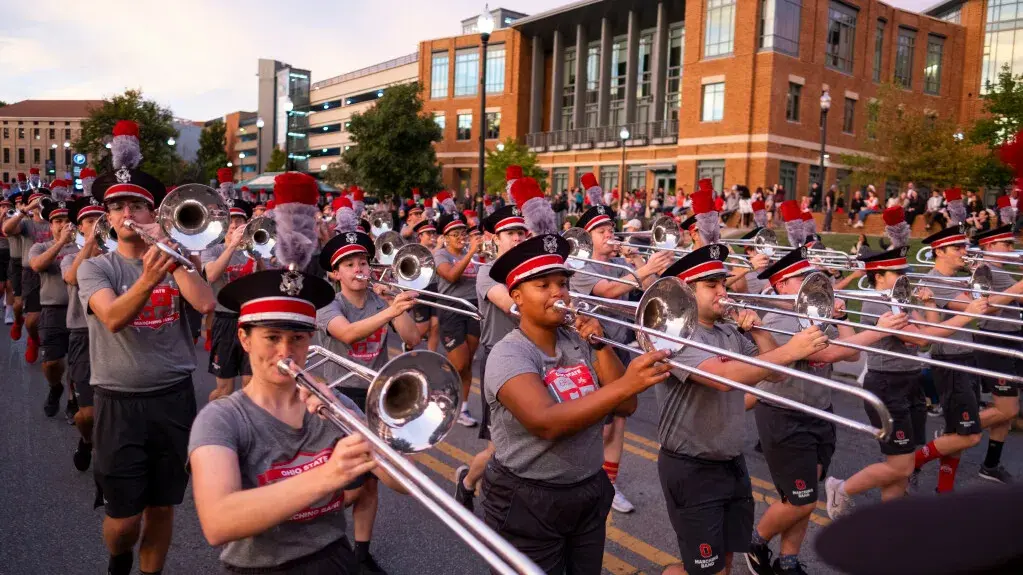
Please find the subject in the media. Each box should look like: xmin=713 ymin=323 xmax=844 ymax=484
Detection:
xmin=562 ymin=228 xmax=642 ymax=289
xmin=478 ymin=239 xmax=498 ymax=262
xmin=89 ymin=214 xmax=120 ymax=253
xmin=357 ymin=243 xmax=481 ymax=320
xmin=616 ymin=215 xmax=684 ymax=250
xmin=240 ymin=216 xmax=276 ymax=261
xmin=278 ymin=346 xmax=544 ymax=575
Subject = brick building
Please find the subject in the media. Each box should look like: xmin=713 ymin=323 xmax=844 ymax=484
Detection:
xmin=0 ymin=100 xmax=104 ymax=186
xmin=419 ymin=0 xmax=986 ymax=201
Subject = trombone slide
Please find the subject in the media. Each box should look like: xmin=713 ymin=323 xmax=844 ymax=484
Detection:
xmin=123 ymin=220 xmax=196 ymax=272
xmin=356 ymin=274 xmax=482 ymax=321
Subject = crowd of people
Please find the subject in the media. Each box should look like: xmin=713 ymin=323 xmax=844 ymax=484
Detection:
xmin=4 ymin=118 xmax=1023 ymax=575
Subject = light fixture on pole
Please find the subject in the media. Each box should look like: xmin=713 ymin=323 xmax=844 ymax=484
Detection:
xmin=227 ymin=161 xmax=233 ymax=168
xmin=284 ymin=99 xmax=295 ymax=172
xmin=818 ymin=88 xmax=832 ymax=192
xmin=619 ymin=127 xmax=630 ymax=211
xmin=256 ymin=117 xmax=265 ymax=173
xmin=167 ymin=137 xmax=176 ymax=147
xmin=476 ymin=4 xmax=495 ymax=201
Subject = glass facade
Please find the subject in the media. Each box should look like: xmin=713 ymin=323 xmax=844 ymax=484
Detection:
xmin=457 ymin=113 xmax=472 ymax=140
xmin=552 ymin=168 xmax=569 ymax=194
xmin=874 ymin=20 xmax=885 ymax=82
xmin=586 ymin=43 xmax=601 ymax=127
xmin=610 ymin=37 xmax=627 ymax=126
xmin=981 ymin=0 xmax=1023 ymax=92
xmin=431 ymin=52 xmax=449 ymax=99
xmin=925 ymin=35 xmax=944 ymax=95
xmin=702 ymin=82 xmax=725 ymax=122
xmin=454 ymin=48 xmax=479 ymax=97
xmin=705 ymin=0 xmax=736 ymax=57
xmin=637 ymin=32 xmax=654 ymax=124
xmin=486 ymin=44 xmax=506 ymax=93
xmin=895 ymin=27 xmax=916 ymax=89
xmin=486 ymin=112 xmax=501 ymax=139
xmin=600 ymin=166 xmax=620 ymax=192
xmin=826 ymin=2 xmax=858 ymax=74
xmin=760 ymin=0 xmax=801 ymax=56
xmin=665 ymin=26 xmax=685 ymax=123
xmin=563 ymin=47 xmax=577 ymax=130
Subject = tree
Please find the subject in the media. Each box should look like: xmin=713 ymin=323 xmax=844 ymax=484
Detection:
xmin=265 ymin=147 xmax=287 ymax=172
xmin=838 ymin=83 xmax=985 ymax=190
xmin=483 ymin=138 xmax=548 ymax=196
xmin=341 ymin=82 xmax=442 ymax=200
xmin=0 ymin=101 xmax=6 ymax=108
xmin=196 ymin=119 xmax=228 ymax=182
xmin=969 ymin=63 xmax=1023 ymax=188
xmin=321 ymin=158 xmax=356 ymax=189
xmin=74 ymin=89 xmax=180 ymax=183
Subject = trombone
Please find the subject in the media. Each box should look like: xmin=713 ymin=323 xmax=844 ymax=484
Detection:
xmin=562 ymin=228 xmax=643 ymax=289
xmin=277 ymin=346 xmax=545 ymax=575
xmin=370 ymin=214 xmax=392 ymax=237
xmin=560 ymin=281 xmax=893 ymax=439
xmin=357 ymin=243 xmax=482 ymax=320
xmin=373 ymin=230 xmax=406 ymax=267
xmin=913 ymin=246 xmax=1023 ymax=278
xmin=240 ymin=216 xmax=276 ymax=261
xmin=78 ymin=214 xmax=120 ymax=253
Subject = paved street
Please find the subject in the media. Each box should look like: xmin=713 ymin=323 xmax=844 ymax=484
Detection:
xmin=1 ymin=331 xmax=1019 ymax=575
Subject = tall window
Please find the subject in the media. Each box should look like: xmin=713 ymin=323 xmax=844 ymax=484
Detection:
xmin=779 ymin=161 xmax=798 ymax=193
xmin=48 ymin=128 xmax=55 ymax=139
xmin=2 ymin=149 xmax=8 ymax=163
xmin=609 ymin=38 xmax=627 ymax=126
xmin=628 ymin=168 xmax=645 ymax=192
xmin=701 ymin=82 xmax=725 ymax=122
xmin=486 ymin=44 xmax=506 ymax=93
xmin=809 ymin=164 xmax=822 ymax=187
xmin=454 ymin=48 xmax=479 ymax=97
xmin=697 ymin=160 xmax=725 ymax=193
xmin=637 ymin=32 xmax=654 ymax=124
xmin=600 ymin=166 xmax=619 ymax=193
xmin=562 ymin=47 xmax=577 ymax=130
xmin=552 ymin=168 xmax=569 ymax=194
xmin=759 ymin=0 xmax=801 ymax=56
xmin=17 ymin=128 xmax=24 ymax=139
xmin=786 ymin=82 xmax=801 ymax=122
xmin=585 ymin=43 xmax=601 ymax=127
xmin=981 ymin=0 xmax=1023 ymax=91
xmin=705 ymin=0 xmax=736 ymax=57
xmin=665 ymin=26 xmax=685 ymax=123
xmin=826 ymin=1 xmax=857 ymax=74
xmin=433 ymin=112 xmax=446 ymax=132
xmin=486 ymin=112 xmax=501 ymax=139
xmin=431 ymin=52 xmax=449 ymax=99
xmin=843 ymin=98 xmax=856 ymax=133
xmin=18 ymin=148 xmax=25 ymax=163
xmin=33 ymin=148 xmax=40 ymax=163
xmin=2 ymin=128 xmax=7 ymax=139
xmin=925 ymin=35 xmax=944 ymax=95
xmin=874 ymin=20 xmax=885 ymax=82
xmin=895 ymin=27 xmax=916 ymax=89
xmin=456 ymin=114 xmax=472 ymax=140
xmin=64 ymin=128 xmax=71 ymax=140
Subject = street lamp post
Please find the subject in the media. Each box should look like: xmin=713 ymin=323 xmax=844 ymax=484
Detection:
xmin=476 ymin=5 xmax=495 ymax=201
xmin=256 ymin=117 xmax=265 ymax=173
xmin=63 ymin=141 xmax=71 ymax=179
xmin=619 ymin=127 xmax=630 ymax=212
xmin=284 ymin=100 xmax=295 ymax=172
xmin=819 ymin=88 xmax=832 ymax=194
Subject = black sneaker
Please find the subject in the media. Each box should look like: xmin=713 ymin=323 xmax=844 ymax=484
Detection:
xmin=65 ymin=396 xmax=79 ymax=425
xmin=73 ymin=438 xmax=92 ymax=472
xmin=927 ymin=404 xmax=943 ymax=418
xmin=744 ymin=542 xmax=774 ymax=575
xmin=978 ymin=464 xmax=1013 ymax=484
xmin=359 ymin=553 xmax=388 ymax=575
xmin=43 ymin=386 xmax=63 ymax=417
xmin=453 ymin=465 xmax=475 ymax=512
xmin=772 ymin=558 xmax=809 ymax=575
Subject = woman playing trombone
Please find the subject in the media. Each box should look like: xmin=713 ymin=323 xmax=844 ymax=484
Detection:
xmin=482 ymin=232 xmax=671 ymax=575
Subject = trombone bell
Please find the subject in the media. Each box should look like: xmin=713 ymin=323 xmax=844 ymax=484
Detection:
xmin=635 ymin=277 xmax=698 ymax=354
xmin=157 ymin=183 xmax=230 ymax=252
xmin=241 ymin=216 xmax=277 ymax=261
xmin=391 ymin=244 xmax=436 ymax=290
xmin=374 ymin=231 xmax=407 ymax=266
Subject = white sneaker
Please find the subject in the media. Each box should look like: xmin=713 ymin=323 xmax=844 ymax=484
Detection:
xmin=457 ymin=410 xmax=478 ymax=428
xmin=4 ymin=306 xmax=12 ymax=325
xmin=824 ymin=477 xmax=854 ymax=520
xmin=611 ymin=485 xmax=635 ymax=513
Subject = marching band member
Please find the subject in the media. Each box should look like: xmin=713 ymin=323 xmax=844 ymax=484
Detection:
xmin=411 ymin=218 xmax=441 ymax=352
xmin=5 ymin=185 xmax=25 ymax=332
xmin=655 ymin=244 xmax=827 ymax=575
xmin=3 ymin=183 xmax=54 ymax=364
xmin=77 ymin=120 xmax=216 ymax=575
xmin=189 ymin=172 xmax=404 ymax=575
xmin=63 ymin=195 xmax=106 ymax=471
xmin=571 ymin=173 xmax=673 ymax=513
xmin=203 ymin=200 xmax=259 ymax=402
xmin=745 ymin=248 xmax=909 ymax=575
xmin=399 ymin=199 xmax=424 ymax=240
xmin=434 ymin=211 xmax=482 ymax=427
xmin=724 ymin=226 xmax=770 ymax=294
xmin=316 ymin=209 xmax=421 ymax=575
xmin=0 ymin=190 xmax=11 ymax=324
xmin=482 ymin=232 xmax=671 ymax=574
xmin=454 ymin=201 xmax=528 ymax=511
xmin=27 ymin=195 xmax=78 ymax=417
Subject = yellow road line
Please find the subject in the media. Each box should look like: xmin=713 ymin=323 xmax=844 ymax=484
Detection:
xmin=602 ymin=552 xmax=642 ymax=575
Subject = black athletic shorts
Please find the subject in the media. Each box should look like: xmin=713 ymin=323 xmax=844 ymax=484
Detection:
xmin=973 ymin=333 xmax=1022 ymax=398
xmin=208 ymin=313 xmax=252 ymax=379
xmin=38 ymin=305 xmax=69 ymax=362
xmin=182 ymin=299 xmax=202 ymax=340
xmin=755 ymin=402 xmax=836 ymax=505
xmin=481 ymin=460 xmax=613 ymax=575
xmin=0 ymin=247 xmax=9 ymax=282
xmin=93 ymin=377 xmax=197 ymax=518
xmin=68 ymin=329 xmax=92 ymax=407
xmin=932 ymin=354 xmax=982 ymax=436
xmin=8 ymin=257 xmax=21 ymax=296
xmin=439 ymin=299 xmax=480 ymax=351
xmin=478 ymin=344 xmax=491 ymax=441
xmin=864 ymin=370 xmax=925 ymax=455
xmin=658 ymin=450 xmax=754 ymax=575
xmin=221 ymin=536 xmax=356 ymax=575
xmin=21 ymin=267 xmax=40 ymax=313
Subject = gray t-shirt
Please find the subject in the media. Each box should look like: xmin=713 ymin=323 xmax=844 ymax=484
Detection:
xmin=77 ymin=251 xmax=197 ymax=391
xmin=756 ymin=313 xmax=836 ymax=410
xmin=569 ymin=257 xmax=634 ymax=344
xmin=925 ymin=267 xmax=973 ymax=356
xmin=978 ymin=266 xmax=1020 ymax=332
xmin=484 ymin=328 xmax=604 ymax=483
xmin=19 ymin=218 xmax=51 ymax=261
xmin=315 ymin=291 xmax=390 ymax=390
xmin=188 ymin=390 xmax=364 ymax=569
xmin=433 ymin=247 xmax=479 ymax=300
xmin=28 ymin=240 xmax=77 ymax=306
xmin=60 ymin=249 xmax=88 ymax=329
xmin=862 ymin=298 xmax=921 ymax=373
xmin=202 ymin=244 xmax=256 ymax=314
xmin=745 ymin=273 xmax=769 ymax=295
xmin=657 ymin=323 xmax=757 ymax=460
xmin=476 ymin=261 xmax=517 ymax=350
xmin=7 ymin=233 xmax=22 ymax=260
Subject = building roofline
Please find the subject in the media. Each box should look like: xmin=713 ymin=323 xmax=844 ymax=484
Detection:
xmin=509 ymin=0 xmax=606 ymax=29
xmin=312 ymin=53 xmax=419 ymax=90
xmin=922 ymin=0 xmax=963 ymax=16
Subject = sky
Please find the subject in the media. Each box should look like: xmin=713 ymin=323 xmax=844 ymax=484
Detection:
xmin=0 ymin=0 xmax=939 ymax=122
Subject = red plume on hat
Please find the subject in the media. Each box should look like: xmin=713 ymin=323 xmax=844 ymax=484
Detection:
xmin=273 ymin=172 xmax=321 ymax=270
xmin=111 ymin=120 xmax=142 ymax=172
xmin=691 ymin=191 xmax=714 ymax=215
xmin=80 ymin=167 xmax=98 ymax=197
xmin=751 ymin=199 xmax=767 ymax=228
xmin=434 ymin=190 xmax=456 ymax=214
xmin=16 ymin=173 xmax=26 ymax=183
xmin=690 ymin=191 xmax=720 ymax=244
xmin=332 ymin=196 xmax=357 ymax=233
xmin=506 ymin=165 xmax=523 ymax=181
xmin=882 ymin=205 xmax=911 ymax=248
xmin=943 ymin=187 xmax=967 ymax=225
xmin=50 ymin=179 xmax=73 ymax=202
xmin=511 ymin=177 xmax=556 ymax=235
xmin=581 ymin=172 xmax=603 ymax=207
xmin=350 ymin=186 xmax=365 ymax=218
xmin=29 ymin=167 xmax=40 ymax=175
xmin=217 ymin=168 xmax=234 ymax=184
xmin=779 ymin=200 xmax=805 ymax=247
xmin=697 ymin=178 xmax=714 ymax=195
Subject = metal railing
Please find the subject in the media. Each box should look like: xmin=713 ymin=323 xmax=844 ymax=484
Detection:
xmin=312 ymin=53 xmax=419 ymax=90
xmin=526 ymin=119 xmax=678 ymax=151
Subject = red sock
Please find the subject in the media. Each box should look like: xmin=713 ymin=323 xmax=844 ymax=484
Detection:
xmin=915 ymin=440 xmax=943 ymax=470
xmin=603 ymin=461 xmax=619 ymax=484
xmin=937 ymin=456 xmax=960 ymax=493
